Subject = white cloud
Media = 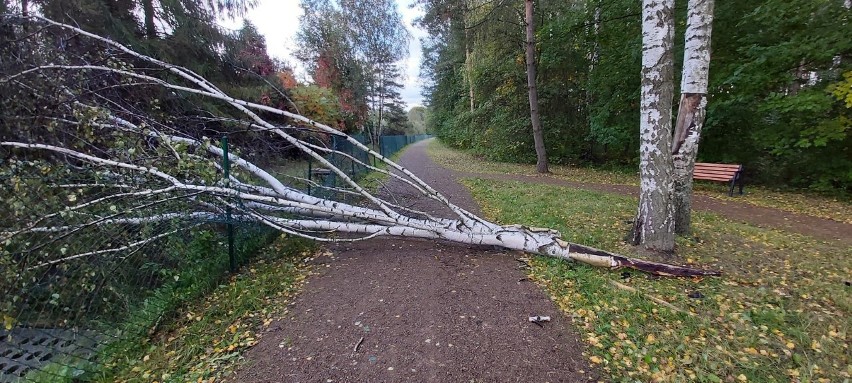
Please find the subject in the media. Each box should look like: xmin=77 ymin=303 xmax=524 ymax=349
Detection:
xmin=219 ymin=0 xmax=425 ymax=109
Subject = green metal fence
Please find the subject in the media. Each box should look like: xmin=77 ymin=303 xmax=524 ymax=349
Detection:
xmin=0 ymin=137 xmax=277 ymax=382
xmin=306 ymin=133 xmax=431 ymax=200
xmin=379 ymin=134 xmax=432 ymax=158
xmin=0 ymin=132 xmax=430 ymax=381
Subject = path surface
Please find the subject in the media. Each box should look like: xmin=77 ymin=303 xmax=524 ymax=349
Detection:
xmin=232 ymin=141 xmax=595 ymax=382
xmin=446 ymin=157 xmax=851 ymax=246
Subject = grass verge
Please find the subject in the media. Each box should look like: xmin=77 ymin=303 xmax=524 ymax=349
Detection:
xmin=428 ymin=140 xmax=851 ymax=224
xmin=463 ymin=178 xmax=849 ymax=382
xmin=92 ymin=235 xmax=315 ymax=383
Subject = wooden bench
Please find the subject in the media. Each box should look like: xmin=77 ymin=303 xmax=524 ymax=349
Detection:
xmin=693 ymin=163 xmax=744 ymax=196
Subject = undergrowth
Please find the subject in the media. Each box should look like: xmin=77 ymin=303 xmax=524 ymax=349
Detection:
xmin=94 ymin=235 xmax=315 ymax=382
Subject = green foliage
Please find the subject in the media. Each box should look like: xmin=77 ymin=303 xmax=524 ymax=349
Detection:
xmin=407 ymin=106 xmax=430 ymax=134
xmin=381 ymin=102 xmax=415 ymax=135
xmin=25 ymin=234 xmax=313 ymax=383
xmin=702 ymin=0 xmax=852 ymax=191
xmin=295 ymin=0 xmax=410 ymax=133
xmin=290 ymin=85 xmax=345 ymax=130
xmin=421 ymin=0 xmax=852 ymax=192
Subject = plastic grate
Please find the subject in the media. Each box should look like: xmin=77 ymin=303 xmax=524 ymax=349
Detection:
xmin=0 ymin=328 xmax=101 ymax=382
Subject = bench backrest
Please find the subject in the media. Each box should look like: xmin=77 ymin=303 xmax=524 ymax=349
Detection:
xmin=693 ymin=162 xmax=742 ymax=182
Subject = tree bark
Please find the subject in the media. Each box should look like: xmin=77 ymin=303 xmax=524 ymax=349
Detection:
xmin=465 ymin=30 xmax=475 ymax=112
xmin=378 ymin=69 xmax=384 ymax=140
xmin=672 ymin=0 xmax=714 ymax=235
xmin=463 ymin=2 xmax=475 ymax=112
xmin=1 ymin=16 xmax=722 ymax=278
xmin=632 ymin=0 xmax=676 ymax=253
xmin=524 ymin=0 xmax=549 ymax=174
xmin=142 ymin=0 xmax=157 ymax=39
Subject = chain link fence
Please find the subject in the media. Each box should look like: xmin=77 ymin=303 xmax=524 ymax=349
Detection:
xmin=0 ymin=139 xmax=282 ymax=382
xmin=306 ymin=134 xmax=431 ymax=200
xmin=1 ymin=132 xmax=429 ymax=382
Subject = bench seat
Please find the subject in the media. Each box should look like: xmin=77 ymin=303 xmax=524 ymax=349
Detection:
xmin=693 ymin=162 xmax=744 ymax=196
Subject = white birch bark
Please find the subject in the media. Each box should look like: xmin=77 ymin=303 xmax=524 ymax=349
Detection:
xmin=0 ymin=16 xmax=719 ymax=277
xmin=632 ymin=0 xmax=676 ymax=252
xmin=672 ymin=0 xmax=715 ymax=235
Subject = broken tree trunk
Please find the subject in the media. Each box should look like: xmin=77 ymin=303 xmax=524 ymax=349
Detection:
xmin=0 ymin=16 xmax=718 ymax=278
xmin=672 ymin=0 xmax=715 ymax=235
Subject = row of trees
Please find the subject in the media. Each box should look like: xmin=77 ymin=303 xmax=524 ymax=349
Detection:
xmin=0 ymin=0 xmax=421 ymax=145
xmin=419 ymin=0 xmax=851 ymax=193
xmin=0 ymin=13 xmax=716 ymax=328
xmin=295 ymin=0 xmax=416 ymax=140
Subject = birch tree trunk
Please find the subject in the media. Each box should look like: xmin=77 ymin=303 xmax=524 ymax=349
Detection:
xmin=0 ymin=16 xmax=721 ymax=278
xmin=465 ymin=29 xmax=475 ymax=112
xmin=524 ymin=0 xmax=549 ymax=174
xmin=631 ymin=0 xmax=676 ymax=253
xmin=671 ymin=0 xmax=714 ymax=235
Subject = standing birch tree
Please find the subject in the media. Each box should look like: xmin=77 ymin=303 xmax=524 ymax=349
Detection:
xmin=631 ymin=0 xmax=676 ymax=252
xmin=0 ymin=15 xmax=717 ymax=279
xmin=524 ymin=0 xmax=549 ymax=174
xmin=671 ymin=0 xmax=714 ymax=235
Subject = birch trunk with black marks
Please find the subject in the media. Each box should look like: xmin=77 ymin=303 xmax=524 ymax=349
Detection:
xmin=0 ymin=16 xmax=721 ymax=277
xmin=524 ymin=0 xmax=549 ymax=174
xmin=672 ymin=0 xmax=714 ymax=235
xmin=632 ymin=0 xmax=676 ymax=253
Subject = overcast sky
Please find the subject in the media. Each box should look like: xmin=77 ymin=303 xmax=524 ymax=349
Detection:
xmin=219 ymin=0 xmax=427 ymax=109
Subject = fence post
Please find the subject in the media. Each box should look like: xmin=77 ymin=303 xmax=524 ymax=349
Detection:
xmin=221 ymin=135 xmax=236 ymax=273
xmin=307 ymin=156 xmax=313 ymax=196
xmin=349 ymin=144 xmax=356 ymax=177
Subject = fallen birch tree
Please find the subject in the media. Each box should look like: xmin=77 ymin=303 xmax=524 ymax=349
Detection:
xmin=0 ymin=15 xmax=719 ymax=278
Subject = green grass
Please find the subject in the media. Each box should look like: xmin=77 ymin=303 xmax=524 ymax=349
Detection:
xmin=91 ymin=235 xmax=315 ymax=383
xmin=462 ymin=177 xmax=850 ymax=382
xmin=358 ymin=144 xmax=412 ymax=193
xmin=427 ymin=140 xmax=638 ymax=185
xmin=428 ymin=140 xmax=852 ymax=224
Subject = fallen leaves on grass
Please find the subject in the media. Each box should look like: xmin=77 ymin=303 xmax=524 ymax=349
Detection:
xmin=104 ymin=237 xmax=315 ymax=383
xmin=462 ymin=177 xmax=850 ymax=382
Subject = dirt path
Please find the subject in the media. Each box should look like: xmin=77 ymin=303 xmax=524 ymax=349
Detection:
xmin=445 ymin=155 xmax=851 ymax=246
xmin=232 ymin=142 xmax=596 ymax=382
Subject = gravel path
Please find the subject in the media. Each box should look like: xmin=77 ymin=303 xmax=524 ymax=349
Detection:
xmin=231 ymin=140 xmax=596 ymax=382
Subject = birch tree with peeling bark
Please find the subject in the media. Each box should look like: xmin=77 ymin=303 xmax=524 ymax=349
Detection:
xmin=671 ymin=0 xmax=714 ymax=235
xmin=0 ymin=16 xmax=717 ymax=277
xmin=631 ymin=0 xmax=676 ymax=252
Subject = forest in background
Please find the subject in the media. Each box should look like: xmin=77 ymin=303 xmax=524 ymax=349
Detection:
xmin=0 ymin=0 xmax=421 ymax=163
xmin=418 ymin=0 xmax=852 ymax=193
